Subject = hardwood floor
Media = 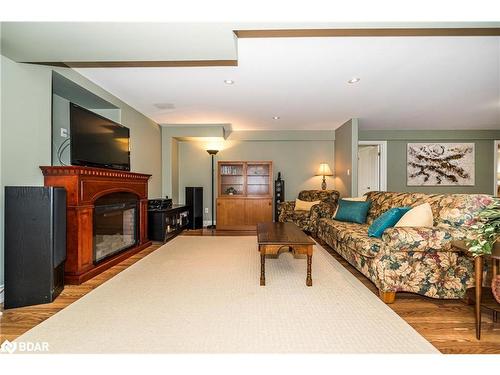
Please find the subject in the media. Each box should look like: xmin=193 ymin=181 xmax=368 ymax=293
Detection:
xmin=313 ymin=237 xmax=500 ymax=354
xmin=1 ymin=229 xmax=499 ymax=354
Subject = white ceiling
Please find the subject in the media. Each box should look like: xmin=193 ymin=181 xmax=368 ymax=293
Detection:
xmin=75 ymin=36 xmax=500 ymax=130
xmin=5 ymin=22 xmax=498 ymax=63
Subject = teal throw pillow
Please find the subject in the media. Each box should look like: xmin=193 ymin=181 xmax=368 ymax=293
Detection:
xmin=334 ymin=199 xmax=372 ymax=224
xmin=368 ymin=207 xmax=412 ymax=238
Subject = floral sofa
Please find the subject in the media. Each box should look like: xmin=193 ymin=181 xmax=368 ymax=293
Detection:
xmin=278 ymin=190 xmax=340 ymax=234
xmin=316 ymin=191 xmax=493 ymax=303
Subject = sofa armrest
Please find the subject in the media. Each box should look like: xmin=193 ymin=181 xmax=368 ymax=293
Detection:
xmin=307 ymin=202 xmax=338 ymax=234
xmin=381 ymin=226 xmax=467 ymax=252
xmin=278 ymin=201 xmax=296 ymax=222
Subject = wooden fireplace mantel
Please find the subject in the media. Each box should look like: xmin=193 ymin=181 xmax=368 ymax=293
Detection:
xmin=40 ymin=166 xmax=152 ymax=284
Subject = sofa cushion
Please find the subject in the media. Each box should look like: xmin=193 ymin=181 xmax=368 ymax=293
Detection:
xmin=365 ymin=192 xmax=433 ymax=225
xmin=334 ymin=199 xmax=371 ymax=224
xmin=382 ymin=226 xmax=467 ymax=252
xmin=287 ymin=210 xmax=311 ymax=225
xmin=436 ymin=194 xmax=494 ymax=227
xmin=318 ymin=218 xmax=383 ymax=258
xmin=365 ymin=191 xmax=494 ymax=227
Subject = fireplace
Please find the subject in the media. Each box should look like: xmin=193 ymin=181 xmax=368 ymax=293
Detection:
xmin=94 ymin=192 xmax=139 ymax=263
xmin=40 ymin=166 xmax=151 ymax=284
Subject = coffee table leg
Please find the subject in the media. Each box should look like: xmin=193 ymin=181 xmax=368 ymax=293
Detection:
xmin=260 ymin=252 xmax=266 ymax=286
xmin=306 ymin=254 xmax=312 ymax=287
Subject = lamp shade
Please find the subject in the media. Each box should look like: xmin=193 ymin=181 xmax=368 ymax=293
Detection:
xmin=316 ymin=163 xmax=333 ymax=176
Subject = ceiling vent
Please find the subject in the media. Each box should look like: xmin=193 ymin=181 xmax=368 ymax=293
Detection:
xmin=154 ymin=103 xmax=176 ymax=110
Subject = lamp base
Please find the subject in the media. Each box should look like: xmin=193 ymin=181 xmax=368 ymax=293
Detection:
xmin=206 ymin=225 xmax=216 ymax=230
xmin=321 ymin=177 xmax=327 ymax=190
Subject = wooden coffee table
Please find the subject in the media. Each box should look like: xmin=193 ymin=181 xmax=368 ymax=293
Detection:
xmin=257 ymin=222 xmax=315 ymax=286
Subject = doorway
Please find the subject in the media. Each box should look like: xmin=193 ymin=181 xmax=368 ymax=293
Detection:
xmin=495 ymin=141 xmax=500 ymax=197
xmin=358 ymin=141 xmax=387 ymax=196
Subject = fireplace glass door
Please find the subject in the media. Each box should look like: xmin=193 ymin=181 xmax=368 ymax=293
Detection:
xmin=94 ymin=192 xmax=139 ymax=263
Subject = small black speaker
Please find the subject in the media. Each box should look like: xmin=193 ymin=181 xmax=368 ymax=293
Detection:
xmin=5 ymin=186 xmax=66 ymax=309
xmin=185 ymin=187 xmax=203 ymax=229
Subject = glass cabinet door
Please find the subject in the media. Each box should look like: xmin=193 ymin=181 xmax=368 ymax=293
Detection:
xmin=246 ymin=163 xmax=270 ymax=196
xmin=219 ymin=163 xmax=245 ymax=196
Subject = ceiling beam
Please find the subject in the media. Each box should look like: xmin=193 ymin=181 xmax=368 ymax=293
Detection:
xmin=235 ymin=28 xmax=500 ymax=38
xmin=28 ymin=60 xmax=238 ymax=68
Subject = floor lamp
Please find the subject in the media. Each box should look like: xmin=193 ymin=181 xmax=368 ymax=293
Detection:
xmin=206 ymin=149 xmax=219 ymax=229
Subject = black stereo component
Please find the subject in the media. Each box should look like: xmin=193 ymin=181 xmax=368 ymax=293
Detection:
xmin=4 ymin=186 xmax=67 ymax=309
xmin=148 ymin=197 xmax=173 ymax=211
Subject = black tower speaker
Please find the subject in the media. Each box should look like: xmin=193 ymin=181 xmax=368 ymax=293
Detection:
xmin=274 ymin=172 xmax=285 ymax=221
xmin=5 ymin=186 xmax=66 ymax=309
xmin=185 ymin=187 xmax=203 ymax=229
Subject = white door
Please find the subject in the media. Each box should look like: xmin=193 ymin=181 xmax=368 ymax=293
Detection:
xmin=358 ymin=145 xmax=380 ymax=196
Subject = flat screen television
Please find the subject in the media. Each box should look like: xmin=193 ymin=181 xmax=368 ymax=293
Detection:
xmin=70 ymin=103 xmax=130 ymax=171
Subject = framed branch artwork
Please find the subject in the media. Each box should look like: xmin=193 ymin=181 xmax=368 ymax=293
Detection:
xmin=407 ymin=143 xmax=475 ymax=186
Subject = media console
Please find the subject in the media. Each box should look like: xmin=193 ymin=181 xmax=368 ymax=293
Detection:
xmin=40 ymin=166 xmax=152 ymax=284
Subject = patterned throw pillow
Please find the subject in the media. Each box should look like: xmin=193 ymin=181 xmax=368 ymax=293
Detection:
xmin=334 ymin=199 xmax=372 ymax=224
xmin=368 ymin=207 xmax=412 ymax=238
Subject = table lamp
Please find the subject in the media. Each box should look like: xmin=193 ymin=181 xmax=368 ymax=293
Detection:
xmin=315 ymin=163 xmax=333 ymax=190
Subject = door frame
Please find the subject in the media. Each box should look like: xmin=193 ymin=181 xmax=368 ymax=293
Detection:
xmin=494 ymin=140 xmax=500 ymax=196
xmin=358 ymin=140 xmax=387 ymax=192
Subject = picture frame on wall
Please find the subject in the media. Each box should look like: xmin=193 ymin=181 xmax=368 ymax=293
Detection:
xmin=407 ymin=143 xmax=475 ymax=186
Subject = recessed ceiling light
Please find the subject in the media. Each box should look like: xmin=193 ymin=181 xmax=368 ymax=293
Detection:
xmin=224 ymin=80 xmax=235 ymax=85
xmin=348 ymin=78 xmax=360 ymax=84
xmin=272 ymin=116 xmax=280 ymax=120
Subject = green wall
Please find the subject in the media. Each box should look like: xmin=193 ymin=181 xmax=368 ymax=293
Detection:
xmin=0 ymin=55 xmax=163 ymax=290
xmin=176 ymin=137 xmax=335 ymax=223
xmin=359 ymin=130 xmax=500 ymax=195
xmin=334 ymin=119 xmax=359 ymax=198
xmin=161 ymin=125 xmax=227 ymax=202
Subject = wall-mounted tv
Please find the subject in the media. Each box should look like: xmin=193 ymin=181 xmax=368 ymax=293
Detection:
xmin=70 ymin=103 xmax=130 ymax=171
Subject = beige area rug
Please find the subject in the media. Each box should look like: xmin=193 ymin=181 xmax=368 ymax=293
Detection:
xmin=16 ymin=236 xmax=439 ymax=353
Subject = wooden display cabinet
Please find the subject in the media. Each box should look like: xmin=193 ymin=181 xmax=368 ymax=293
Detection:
xmin=216 ymin=161 xmax=273 ymax=230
